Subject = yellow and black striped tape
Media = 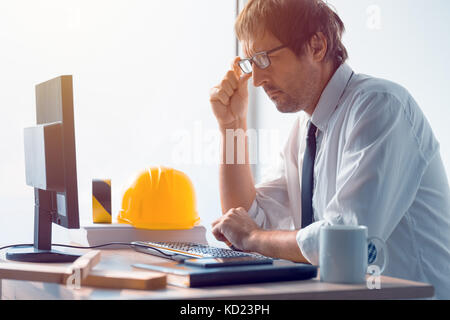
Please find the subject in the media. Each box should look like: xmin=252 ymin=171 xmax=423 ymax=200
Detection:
xmin=92 ymin=179 xmax=112 ymax=223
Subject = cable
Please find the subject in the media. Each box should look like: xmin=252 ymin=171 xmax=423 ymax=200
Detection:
xmin=0 ymin=242 xmax=176 ymax=258
xmin=54 ymin=242 xmax=176 ymax=258
xmin=0 ymin=243 xmax=33 ymax=251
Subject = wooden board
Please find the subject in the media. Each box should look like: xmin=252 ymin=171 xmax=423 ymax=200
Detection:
xmin=0 ymin=250 xmax=101 ymax=284
xmin=0 ymin=262 xmax=70 ymax=284
xmin=82 ymin=270 xmax=166 ymax=290
xmin=0 ymin=250 xmax=166 ymax=290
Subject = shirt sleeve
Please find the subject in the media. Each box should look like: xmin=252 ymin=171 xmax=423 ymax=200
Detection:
xmin=247 ymin=150 xmax=294 ymax=230
xmin=297 ymin=91 xmax=438 ymax=265
xmin=247 ymin=118 xmax=302 ymax=230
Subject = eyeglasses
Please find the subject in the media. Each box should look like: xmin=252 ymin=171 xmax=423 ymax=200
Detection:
xmin=238 ymin=45 xmax=287 ymax=74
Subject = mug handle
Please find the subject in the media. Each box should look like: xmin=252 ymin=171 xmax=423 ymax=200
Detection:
xmin=367 ymin=236 xmax=389 ymax=274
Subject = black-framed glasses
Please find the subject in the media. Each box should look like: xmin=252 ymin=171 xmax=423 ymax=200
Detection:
xmin=238 ymin=44 xmax=287 ymax=74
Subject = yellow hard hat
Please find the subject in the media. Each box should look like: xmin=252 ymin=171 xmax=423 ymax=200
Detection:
xmin=117 ymin=166 xmax=200 ymax=229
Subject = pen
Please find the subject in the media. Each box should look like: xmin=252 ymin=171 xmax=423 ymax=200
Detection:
xmin=225 ymin=241 xmax=242 ymax=252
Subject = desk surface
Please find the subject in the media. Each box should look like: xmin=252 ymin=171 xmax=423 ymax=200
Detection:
xmin=1 ymin=249 xmax=434 ymax=300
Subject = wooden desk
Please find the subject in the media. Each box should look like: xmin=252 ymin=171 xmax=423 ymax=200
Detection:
xmin=0 ymin=249 xmax=434 ymax=300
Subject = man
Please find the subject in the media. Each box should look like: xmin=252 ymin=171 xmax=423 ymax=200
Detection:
xmin=209 ymin=0 xmax=450 ymax=299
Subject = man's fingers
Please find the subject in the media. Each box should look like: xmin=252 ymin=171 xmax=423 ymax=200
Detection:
xmin=211 ymin=217 xmax=221 ymax=227
xmin=212 ymin=215 xmax=233 ymax=245
xmin=221 ymin=79 xmax=234 ymax=96
xmin=217 ymin=90 xmax=230 ymax=105
xmin=212 ymin=223 xmax=228 ymax=242
xmin=210 ymin=57 xmax=247 ymax=107
xmin=210 ymin=86 xmax=230 ymax=106
xmin=235 ymin=207 xmax=247 ymax=214
xmin=226 ymin=71 xmax=239 ymax=90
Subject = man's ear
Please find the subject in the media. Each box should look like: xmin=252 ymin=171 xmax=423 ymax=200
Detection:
xmin=307 ymin=32 xmax=328 ymax=62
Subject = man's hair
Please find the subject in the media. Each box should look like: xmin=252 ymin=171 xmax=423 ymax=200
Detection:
xmin=235 ymin=0 xmax=348 ymax=68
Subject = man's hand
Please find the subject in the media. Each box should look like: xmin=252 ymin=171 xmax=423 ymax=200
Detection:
xmin=212 ymin=207 xmax=309 ymax=263
xmin=210 ymin=57 xmax=252 ymax=129
xmin=211 ymin=207 xmax=260 ymax=251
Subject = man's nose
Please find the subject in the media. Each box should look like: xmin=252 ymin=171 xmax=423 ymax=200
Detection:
xmin=252 ymin=66 xmax=268 ymax=88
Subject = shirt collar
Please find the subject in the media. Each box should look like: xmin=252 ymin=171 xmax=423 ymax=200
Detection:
xmin=310 ymin=63 xmax=353 ymax=132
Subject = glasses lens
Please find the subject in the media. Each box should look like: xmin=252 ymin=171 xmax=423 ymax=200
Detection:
xmin=238 ymin=59 xmax=252 ymax=74
xmin=253 ymin=53 xmax=270 ymax=69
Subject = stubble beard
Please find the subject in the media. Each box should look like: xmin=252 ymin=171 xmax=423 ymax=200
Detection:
xmin=269 ymin=69 xmax=320 ymax=114
xmin=272 ymin=82 xmax=318 ymax=114
xmin=273 ymin=93 xmax=303 ymax=113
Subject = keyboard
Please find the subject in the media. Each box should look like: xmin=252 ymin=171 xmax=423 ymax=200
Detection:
xmin=131 ymin=241 xmax=272 ymax=261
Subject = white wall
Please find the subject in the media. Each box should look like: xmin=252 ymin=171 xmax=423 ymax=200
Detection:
xmin=0 ymin=0 xmax=235 ymax=247
xmin=250 ymin=0 xmax=450 ymax=185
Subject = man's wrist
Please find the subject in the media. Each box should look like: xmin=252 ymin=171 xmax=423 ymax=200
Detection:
xmin=245 ymin=228 xmax=264 ymax=252
xmin=219 ymin=118 xmax=247 ymax=133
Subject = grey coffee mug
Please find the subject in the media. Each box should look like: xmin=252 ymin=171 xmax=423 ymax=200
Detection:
xmin=319 ymin=225 xmax=388 ymax=284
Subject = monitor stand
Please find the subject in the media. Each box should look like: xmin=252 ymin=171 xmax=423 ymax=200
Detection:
xmin=6 ymin=189 xmax=81 ymax=263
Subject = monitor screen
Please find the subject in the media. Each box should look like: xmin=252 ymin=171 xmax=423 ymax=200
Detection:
xmin=33 ymin=75 xmax=79 ymax=228
xmin=7 ymin=75 xmax=81 ymax=262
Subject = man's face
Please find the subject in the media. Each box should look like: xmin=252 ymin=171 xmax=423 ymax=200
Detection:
xmin=242 ymin=31 xmax=321 ymax=115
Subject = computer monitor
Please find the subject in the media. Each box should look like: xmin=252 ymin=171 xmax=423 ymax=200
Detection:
xmin=6 ymin=75 xmax=81 ymax=263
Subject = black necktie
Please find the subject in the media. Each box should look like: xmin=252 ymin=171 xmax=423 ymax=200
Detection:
xmin=301 ymin=120 xmax=317 ymax=229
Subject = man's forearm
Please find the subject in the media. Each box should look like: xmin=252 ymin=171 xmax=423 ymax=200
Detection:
xmin=248 ymin=229 xmax=309 ymax=263
xmin=219 ymin=118 xmax=256 ymax=214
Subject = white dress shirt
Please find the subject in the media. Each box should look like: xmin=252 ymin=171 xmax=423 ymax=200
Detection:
xmin=247 ymin=63 xmax=450 ymax=299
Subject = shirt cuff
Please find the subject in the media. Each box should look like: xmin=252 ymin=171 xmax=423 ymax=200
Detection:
xmin=296 ymin=220 xmax=328 ymax=265
xmin=247 ymin=198 xmax=266 ymax=228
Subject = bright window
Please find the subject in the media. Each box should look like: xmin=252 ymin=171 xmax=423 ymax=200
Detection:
xmin=0 ymin=0 xmax=235 ymax=245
